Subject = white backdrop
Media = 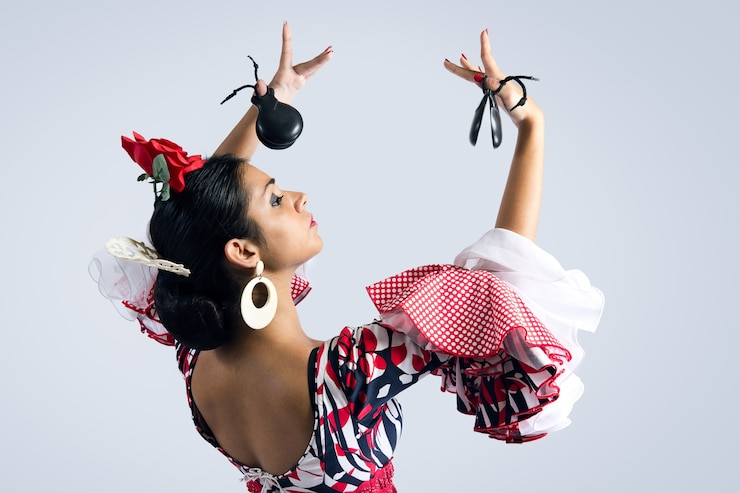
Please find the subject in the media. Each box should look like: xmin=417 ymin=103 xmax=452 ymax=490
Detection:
xmin=1 ymin=1 xmax=738 ymax=491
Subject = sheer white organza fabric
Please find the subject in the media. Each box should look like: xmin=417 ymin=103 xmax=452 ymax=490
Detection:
xmin=453 ymin=228 xmax=605 ymax=435
xmin=89 ymin=228 xmax=604 ymax=439
xmin=89 ymin=250 xmax=173 ymax=344
xmin=89 ymin=248 xmax=312 ymax=346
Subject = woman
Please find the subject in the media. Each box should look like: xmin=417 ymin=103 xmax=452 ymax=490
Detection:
xmin=91 ymin=23 xmax=603 ymax=492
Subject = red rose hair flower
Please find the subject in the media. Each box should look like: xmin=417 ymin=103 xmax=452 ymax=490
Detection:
xmin=121 ymin=132 xmax=205 ymax=197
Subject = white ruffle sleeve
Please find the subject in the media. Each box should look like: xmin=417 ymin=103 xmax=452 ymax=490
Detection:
xmin=367 ymin=228 xmax=604 ymax=441
xmin=454 ymin=228 xmax=605 ymax=437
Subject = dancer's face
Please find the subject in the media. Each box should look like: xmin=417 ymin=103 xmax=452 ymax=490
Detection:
xmin=242 ymin=164 xmax=322 ymax=270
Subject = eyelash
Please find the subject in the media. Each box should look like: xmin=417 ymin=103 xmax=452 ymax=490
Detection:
xmin=271 ymin=194 xmax=284 ymax=207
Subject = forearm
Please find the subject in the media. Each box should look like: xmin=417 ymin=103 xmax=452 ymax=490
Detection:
xmin=211 ymin=83 xmax=298 ymax=160
xmin=494 ymin=114 xmax=544 ymax=242
xmin=442 ymin=30 xmax=546 ymax=242
xmin=213 ymin=104 xmax=260 ymax=159
xmin=212 ymin=80 xmax=296 ymax=159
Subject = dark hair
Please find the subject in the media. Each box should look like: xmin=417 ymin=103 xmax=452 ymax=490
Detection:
xmin=149 ymin=154 xmax=263 ymax=350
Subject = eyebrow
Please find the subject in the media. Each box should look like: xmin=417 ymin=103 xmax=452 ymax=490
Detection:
xmin=264 ymin=178 xmax=275 ymax=194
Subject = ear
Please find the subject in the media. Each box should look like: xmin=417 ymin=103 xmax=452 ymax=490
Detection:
xmin=224 ymin=238 xmax=261 ymax=270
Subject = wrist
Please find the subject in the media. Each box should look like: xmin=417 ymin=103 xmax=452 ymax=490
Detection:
xmin=269 ymin=82 xmax=298 ymax=105
xmin=512 ymin=102 xmax=544 ymax=130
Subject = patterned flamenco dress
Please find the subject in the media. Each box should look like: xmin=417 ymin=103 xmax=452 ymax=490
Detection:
xmin=90 ymin=228 xmax=604 ymax=492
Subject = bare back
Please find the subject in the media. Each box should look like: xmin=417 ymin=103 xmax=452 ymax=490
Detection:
xmin=190 ymin=343 xmax=317 ymax=475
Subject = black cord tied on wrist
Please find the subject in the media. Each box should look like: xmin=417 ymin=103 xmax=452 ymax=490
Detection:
xmin=220 ymin=56 xmax=304 ymax=150
xmin=470 ymin=74 xmax=539 ymax=149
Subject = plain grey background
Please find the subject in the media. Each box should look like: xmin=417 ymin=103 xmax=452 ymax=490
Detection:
xmin=1 ymin=0 xmax=738 ymax=491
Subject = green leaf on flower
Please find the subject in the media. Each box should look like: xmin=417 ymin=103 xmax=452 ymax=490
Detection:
xmin=152 ymin=154 xmax=170 ymax=182
xmin=160 ymin=182 xmax=171 ymax=201
xmin=137 ymin=173 xmax=149 ymax=182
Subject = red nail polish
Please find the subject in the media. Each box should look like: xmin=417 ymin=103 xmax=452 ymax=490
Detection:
xmin=485 ymin=28 xmax=489 ymax=34
xmin=461 ymin=53 xmax=467 ymax=60
xmin=474 ymin=74 xmax=483 ymax=83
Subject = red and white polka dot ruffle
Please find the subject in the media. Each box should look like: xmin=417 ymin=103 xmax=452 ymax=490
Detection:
xmin=367 ymin=264 xmax=569 ymax=362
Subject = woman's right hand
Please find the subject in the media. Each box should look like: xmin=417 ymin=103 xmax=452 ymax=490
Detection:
xmin=443 ymin=29 xmax=543 ymax=128
xmin=444 ymin=28 xmax=545 ymax=242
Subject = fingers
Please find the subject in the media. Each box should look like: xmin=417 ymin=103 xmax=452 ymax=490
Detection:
xmin=294 ymin=46 xmax=333 ymax=79
xmin=255 ymin=79 xmax=268 ymax=96
xmin=445 ymin=30 xmax=541 ymax=126
xmin=278 ymin=21 xmax=294 ymax=70
xmin=459 ymin=53 xmax=478 ymax=72
xmin=443 ymin=59 xmax=479 ymax=85
xmin=479 ymin=29 xmax=503 ymax=79
xmin=277 ymin=21 xmax=332 ymax=80
xmin=445 ymin=30 xmax=509 ymax=88
xmin=267 ymin=23 xmax=332 ymax=102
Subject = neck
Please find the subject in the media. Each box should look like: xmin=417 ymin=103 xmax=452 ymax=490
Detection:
xmin=218 ymin=271 xmax=320 ymax=357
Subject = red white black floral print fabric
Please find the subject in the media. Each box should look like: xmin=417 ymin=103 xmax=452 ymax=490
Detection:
xmin=91 ymin=228 xmax=604 ymax=492
xmin=177 ymin=322 xmax=439 ymax=492
xmin=367 ymin=263 xmax=572 ymax=442
xmin=176 ymin=264 xmax=579 ymax=490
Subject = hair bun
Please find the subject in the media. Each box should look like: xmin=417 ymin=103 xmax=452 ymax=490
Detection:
xmin=154 ymin=272 xmax=231 ymax=350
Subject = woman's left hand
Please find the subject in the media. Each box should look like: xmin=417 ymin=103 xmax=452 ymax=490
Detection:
xmin=214 ymin=22 xmax=332 ymax=158
xmin=259 ymin=22 xmax=333 ymax=104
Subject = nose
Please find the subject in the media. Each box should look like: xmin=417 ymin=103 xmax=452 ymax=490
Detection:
xmin=293 ymin=191 xmax=308 ymax=212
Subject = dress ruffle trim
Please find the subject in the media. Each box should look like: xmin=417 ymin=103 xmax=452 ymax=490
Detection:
xmin=367 ymin=264 xmax=569 ymax=361
xmin=90 ymin=251 xmax=311 ymax=346
xmin=368 ymin=265 xmax=569 ymax=443
xmin=89 ymin=252 xmax=174 ymax=346
xmin=366 ymin=228 xmax=604 ymax=443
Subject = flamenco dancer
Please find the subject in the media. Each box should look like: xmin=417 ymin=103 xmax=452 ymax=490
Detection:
xmin=91 ymin=23 xmax=604 ymax=493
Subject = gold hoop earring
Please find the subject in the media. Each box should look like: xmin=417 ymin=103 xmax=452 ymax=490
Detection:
xmin=240 ymin=261 xmax=277 ymax=329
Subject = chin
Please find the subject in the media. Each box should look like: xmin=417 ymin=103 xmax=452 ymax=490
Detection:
xmin=300 ymin=244 xmax=323 ymax=266
xmin=312 ymin=237 xmax=324 ymax=256
xmin=309 ymin=245 xmax=323 ymax=260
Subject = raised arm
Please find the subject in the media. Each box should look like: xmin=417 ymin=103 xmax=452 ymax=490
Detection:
xmin=214 ymin=22 xmax=333 ymax=159
xmin=444 ymin=29 xmax=544 ymax=242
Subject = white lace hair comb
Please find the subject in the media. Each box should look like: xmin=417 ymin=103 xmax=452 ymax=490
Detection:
xmin=105 ymin=237 xmax=191 ymax=277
